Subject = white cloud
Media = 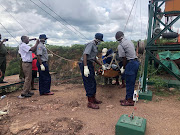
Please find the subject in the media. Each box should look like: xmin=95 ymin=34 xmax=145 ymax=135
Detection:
xmin=0 ymin=0 xmax=179 ymax=47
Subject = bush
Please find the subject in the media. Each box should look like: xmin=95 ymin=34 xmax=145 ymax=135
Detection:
xmin=5 ymin=58 xmax=20 ymax=76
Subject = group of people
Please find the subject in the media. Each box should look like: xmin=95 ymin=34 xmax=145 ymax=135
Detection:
xmin=79 ymin=31 xmax=139 ymax=109
xmin=18 ymin=34 xmax=54 ymax=98
xmin=1 ymin=31 xmax=139 ymax=109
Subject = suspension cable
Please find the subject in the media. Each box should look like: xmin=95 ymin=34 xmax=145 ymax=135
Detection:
xmin=45 ymin=45 xmax=79 ymax=63
xmin=0 ymin=22 xmax=20 ymax=44
xmin=0 ymin=4 xmax=30 ymax=34
xmin=140 ymin=0 xmax=142 ymax=39
xmin=123 ymin=0 xmax=137 ymax=33
xmin=29 ymin=0 xmax=88 ymax=41
xmin=38 ymin=0 xmax=88 ymax=40
xmin=130 ymin=0 xmax=139 ymax=39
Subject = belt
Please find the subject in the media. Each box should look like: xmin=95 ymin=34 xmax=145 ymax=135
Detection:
xmin=127 ymin=58 xmax=138 ymax=63
xmin=23 ymin=62 xmax=32 ymax=63
xmin=79 ymin=60 xmax=93 ymax=64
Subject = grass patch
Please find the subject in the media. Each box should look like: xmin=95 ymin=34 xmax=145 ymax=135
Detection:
xmin=154 ymin=90 xmax=171 ymax=97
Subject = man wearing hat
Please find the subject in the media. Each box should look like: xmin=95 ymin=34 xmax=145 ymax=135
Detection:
xmin=79 ymin=33 xmax=105 ymax=109
xmin=115 ymin=31 xmax=139 ymax=106
xmin=36 ymin=34 xmax=54 ymax=96
xmin=19 ymin=36 xmax=39 ymax=98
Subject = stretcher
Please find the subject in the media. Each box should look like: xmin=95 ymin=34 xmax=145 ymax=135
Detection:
xmin=98 ymin=52 xmax=121 ymax=78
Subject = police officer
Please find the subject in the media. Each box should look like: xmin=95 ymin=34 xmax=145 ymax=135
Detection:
xmin=115 ymin=31 xmax=140 ymax=106
xmin=36 ymin=34 xmax=54 ymax=96
xmin=79 ymin=33 xmax=105 ymax=109
xmin=0 ymin=34 xmax=8 ymax=83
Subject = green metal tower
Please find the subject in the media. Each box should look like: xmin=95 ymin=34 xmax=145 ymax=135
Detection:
xmin=139 ymin=0 xmax=180 ymax=101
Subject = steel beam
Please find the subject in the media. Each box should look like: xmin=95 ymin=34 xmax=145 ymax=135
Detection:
xmin=146 ymin=50 xmax=180 ymax=81
xmin=155 ymin=17 xmax=173 ymax=32
xmin=158 ymin=1 xmax=165 ymax=8
xmin=142 ymin=2 xmax=154 ymax=92
xmin=146 ymin=45 xmax=180 ymax=51
xmin=148 ymin=15 xmax=180 ymax=46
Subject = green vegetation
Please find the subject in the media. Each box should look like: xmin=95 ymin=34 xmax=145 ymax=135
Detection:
xmin=149 ymin=76 xmax=166 ymax=89
xmin=156 ymin=38 xmax=178 ymax=45
xmin=0 ymin=85 xmax=23 ymax=94
xmin=5 ymin=58 xmax=20 ymax=76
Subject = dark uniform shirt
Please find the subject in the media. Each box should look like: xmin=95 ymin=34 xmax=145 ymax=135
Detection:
xmin=0 ymin=44 xmax=7 ymax=57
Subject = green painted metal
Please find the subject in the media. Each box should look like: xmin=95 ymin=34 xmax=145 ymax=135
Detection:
xmin=158 ymin=1 xmax=165 ymax=8
xmin=142 ymin=1 xmax=154 ymax=92
xmin=148 ymin=14 xmax=180 ymax=46
xmin=164 ymin=11 xmax=180 ymax=16
xmin=146 ymin=45 xmax=180 ymax=51
xmin=115 ymin=114 xmax=147 ymax=135
xmin=139 ymin=90 xmax=153 ymax=101
xmin=153 ymin=2 xmax=158 ymax=31
xmin=147 ymin=50 xmax=180 ymax=81
xmin=155 ymin=17 xmax=173 ymax=32
xmin=142 ymin=0 xmax=180 ymax=93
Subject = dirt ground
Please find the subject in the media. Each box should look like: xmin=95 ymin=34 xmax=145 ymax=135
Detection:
xmin=1 ymin=83 xmax=180 ymax=135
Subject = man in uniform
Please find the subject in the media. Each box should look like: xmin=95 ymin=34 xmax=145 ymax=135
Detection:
xmin=115 ymin=31 xmax=140 ymax=106
xmin=19 ymin=36 xmax=39 ymax=98
xmin=79 ymin=33 xmax=105 ymax=109
xmin=0 ymin=34 xmax=8 ymax=83
xmin=36 ymin=34 xmax=54 ymax=96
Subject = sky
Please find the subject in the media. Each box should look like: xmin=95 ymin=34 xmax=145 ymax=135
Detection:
xmin=0 ymin=0 xmax=179 ymax=47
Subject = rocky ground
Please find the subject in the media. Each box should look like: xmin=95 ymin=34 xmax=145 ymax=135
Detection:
xmin=0 ymin=83 xmax=180 ymax=135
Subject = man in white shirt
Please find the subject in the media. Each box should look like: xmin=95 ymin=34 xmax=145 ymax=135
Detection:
xmin=19 ymin=36 xmax=39 ymax=98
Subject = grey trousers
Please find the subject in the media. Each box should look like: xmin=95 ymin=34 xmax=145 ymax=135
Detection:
xmin=22 ymin=62 xmax=32 ymax=95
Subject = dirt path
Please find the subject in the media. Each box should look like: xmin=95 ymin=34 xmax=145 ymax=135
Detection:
xmin=0 ymin=84 xmax=180 ymax=135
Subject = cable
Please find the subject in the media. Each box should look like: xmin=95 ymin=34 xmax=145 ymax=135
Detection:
xmin=0 ymin=4 xmax=30 ymax=34
xmin=140 ymin=0 xmax=142 ymax=39
xmin=0 ymin=22 xmax=20 ymax=44
xmin=29 ymin=0 xmax=88 ymax=40
xmin=123 ymin=0 xmax=137 ymax=33
xmin=38 ymin=0 xmax=88 ymax=40
xmin=1 ymin=1 xmax=81 ymax=63
xmin=130 ymin=0 xmax=139 ymax=39
xmin=45 ymin=45 xmax=79 ymax=63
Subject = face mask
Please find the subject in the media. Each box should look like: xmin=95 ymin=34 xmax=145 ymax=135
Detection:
xmin=44 ymin=40 xmax=47 ymax=44
xmin=95 ymin=39 xmax=101 ymax=45
xmin=97 ymin=41 xmax=101 ymax=45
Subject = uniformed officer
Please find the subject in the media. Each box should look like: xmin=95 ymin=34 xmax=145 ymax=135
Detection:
xmin=79 ymin=33 xmax=105 ymax=109
xmin=19 ymin=36 xmax=39 ymax=98
xmin=36 ymin=34 xmax=54 ymax=96
xmin=115 ymin=31 xmax=140 ymax=106
xmin=0 ymin=34 xmax=8 ymax=83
